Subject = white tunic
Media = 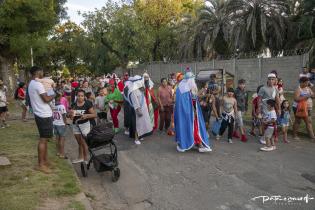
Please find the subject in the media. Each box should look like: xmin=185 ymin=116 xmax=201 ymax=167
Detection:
xmin=130 ymin=89 xmax=153 ymax=137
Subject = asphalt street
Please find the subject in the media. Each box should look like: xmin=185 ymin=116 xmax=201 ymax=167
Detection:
xmin=66 ymin=123 xmax=315 ymax=210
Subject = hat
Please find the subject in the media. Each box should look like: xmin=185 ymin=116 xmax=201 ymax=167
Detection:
xmin=267 ymin=73 xmax=276 ymax=78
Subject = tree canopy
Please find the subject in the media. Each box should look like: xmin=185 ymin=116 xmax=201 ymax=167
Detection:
xmin=0 ymin=0 xmax=314 ymax=79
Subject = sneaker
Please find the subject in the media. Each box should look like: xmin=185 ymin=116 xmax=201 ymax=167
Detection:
xmin=0 ymin=125 xmax=5 ymax=129
xmin=283 ymin=139 xmax=289 ymax=143
xmin=260 ymin=146 xmax=274 ymax=152
xmin=228 ymin=139 xmax=233 ymax=144
xmin=259 ymin=137 xmax=266 ymax=145
xmin=139 ymin=138 xmax=144 ymax=141
xmin=176 ymin=145 xmax=185 ymax=152
xmin=232 ymin=131 xmax=240 ymax=139
xmin=124 ymin=130 xmax=130 ymax=135
xmin=72 ymin=159 xmax=84 ymax=164
xmin=216 ymin=135 xmax=221 ymax=140
xmin=241 ymin=134 xmax=247 ymax=142
xmin=134 ymin=140 xmax=141 ymax=145
xmin=198 ymin=146 xmax=212 ymax=153
xmin=272 ymin=145 xmax=277 ymax=150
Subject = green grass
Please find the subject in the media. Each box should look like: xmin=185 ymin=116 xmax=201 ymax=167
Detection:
xmin=66 ymin=200 xmax=86 ymax=210
xmin=0 ymin=120 xmax=82 ymax=210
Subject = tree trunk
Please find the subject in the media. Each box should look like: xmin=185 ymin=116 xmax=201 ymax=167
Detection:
xmin=152 ymin=36 xmax=160 ymax=61
xmin=0 ymin=56 xmax=16 ymax=96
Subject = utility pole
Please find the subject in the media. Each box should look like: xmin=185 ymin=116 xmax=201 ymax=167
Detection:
xmin=30 ymin=47 xmax=34 ymax=66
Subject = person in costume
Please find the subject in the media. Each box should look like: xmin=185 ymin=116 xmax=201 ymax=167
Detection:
xmin=143 ymin=73 xmax=159 ymax=131
xmin=128 ymin=76 xmax=153 ymax=145
xmin=174 ymin=71 xmax=212 ymax=153
xmin=122 ymin=73 xmax=131 ymax=135
xmin=106 ymin=79 xmax=123 ymax=133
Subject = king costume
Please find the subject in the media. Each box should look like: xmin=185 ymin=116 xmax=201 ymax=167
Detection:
xmin=174 ymin=71 xmax=212 ymax=153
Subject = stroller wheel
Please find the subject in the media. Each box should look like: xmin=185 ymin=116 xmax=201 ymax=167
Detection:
xmin=81 ymin=162 xmax=88 ymax=177
xmin=112 ymin=168 xmax=120 ymax=182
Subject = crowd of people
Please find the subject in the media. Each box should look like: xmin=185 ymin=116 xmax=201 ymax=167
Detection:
xmin=0 ymin=65 xmax=314 ymax=173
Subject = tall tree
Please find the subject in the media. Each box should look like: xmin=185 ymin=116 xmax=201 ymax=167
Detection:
xmin=0 ymin=0 xmax=66 ymax=90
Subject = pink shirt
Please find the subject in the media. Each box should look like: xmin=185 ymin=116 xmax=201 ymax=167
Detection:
xmin=60 ymin=97 xmax=69 ymax=112
xmin=158 ymin=85 xmax=173 ymax=106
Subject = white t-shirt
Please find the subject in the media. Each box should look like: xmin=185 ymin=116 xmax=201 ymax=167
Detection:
xmin=28 ymin=80 xmax=52 ymax=118
xmin=52 ymin=104 xmax=66 ymax=126
xmin=0 ymin=89 xmax=7 ymax=107
xmin=265 ymin=110 xmax=277 ymax=127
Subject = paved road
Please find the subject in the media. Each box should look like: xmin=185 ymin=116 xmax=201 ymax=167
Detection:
xmin=65 ymin=123 xmax=315 ymax=210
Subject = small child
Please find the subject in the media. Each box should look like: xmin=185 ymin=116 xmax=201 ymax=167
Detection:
xmin=280 ymin=100 xmax=292 ymax=143
xmin=95 ymin=87 xmax=108 ymax=124
xmin=217 ymin=88 xmax=237 ymax=144
xmin=36 ymin=72 xmax=55 ymax=96
xmin=234 ymin=79 xmax=248 ymax=142
xmin=260 ymin=99 xmax=277 ymax=152
xmin=52 ymin=93 xmax=67 ymax=159
xmin=250 ymin=85 xmax=264 ymax=137
xmin=0 ymin=81 xmax=9 ymax=128
xmin=36 ymin=72 xmax=55 ymax=108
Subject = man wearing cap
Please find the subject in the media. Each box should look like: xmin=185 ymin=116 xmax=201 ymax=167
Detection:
xmin=28 ymin=66 xmax=56 ymax=174
xmin=257 ymin=73 xmax=281 ymax=144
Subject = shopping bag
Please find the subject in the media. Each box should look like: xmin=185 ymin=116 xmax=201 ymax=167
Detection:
xmin=211 ymin=119 xmax=221 ymax=136
xmin=296 ymin=100 xmax=308 ymax=118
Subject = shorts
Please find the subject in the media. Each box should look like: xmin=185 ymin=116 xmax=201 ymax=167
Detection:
xmin=72 ymin=121 xmax=91 ymax=136
xmin=17 ymin=100 xmax=26 ymax=107
xmin=236 ymin=111 xmax=244 ymax=127
xmin=264 ymin=127 xmax=275 ymax=139
xmin=34 ymin=115 xmax=53 ymax=138
xmin=0 ymin=106 xmax=8 ymax=113
xmin=97 ymin=112 xmax=107 ymax=119
xmin=281 ymin=123 xmax=289 ymax=127
xmin=53 ymin=125 xmax=66 ymax=137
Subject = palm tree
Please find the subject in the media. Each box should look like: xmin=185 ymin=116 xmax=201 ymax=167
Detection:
xmin=179 ymin=0 xmax=238 ymax=60
xmin=230 ymin=0 xmax=289 ymax=53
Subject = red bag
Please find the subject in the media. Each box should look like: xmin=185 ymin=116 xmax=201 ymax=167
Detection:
xmin=296 ymin=100 xmax=308 ymax=118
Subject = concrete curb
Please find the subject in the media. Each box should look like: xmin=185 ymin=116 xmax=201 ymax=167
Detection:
xmin=66 ymin=159 xmax=94 ymax=210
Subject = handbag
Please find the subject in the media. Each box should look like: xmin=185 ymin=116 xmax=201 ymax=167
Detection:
xmin=296 ymin=100 xmax=308 ymax=118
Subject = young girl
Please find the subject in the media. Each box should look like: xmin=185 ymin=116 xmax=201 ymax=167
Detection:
xmin=217 ymin=88 xmax=237 ymax=143
xmin=52 ymin=93 xmax=67 ymax=159
xmin=280 ymin=100 xmax=291 ymax=143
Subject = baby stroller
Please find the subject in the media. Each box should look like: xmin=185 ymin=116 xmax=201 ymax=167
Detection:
xmin=76 ymin=121 xmax=120 ymax=182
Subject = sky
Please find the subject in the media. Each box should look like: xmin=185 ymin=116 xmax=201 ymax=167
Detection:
xmin=65 ymin=0 xmax=107 ymax=25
